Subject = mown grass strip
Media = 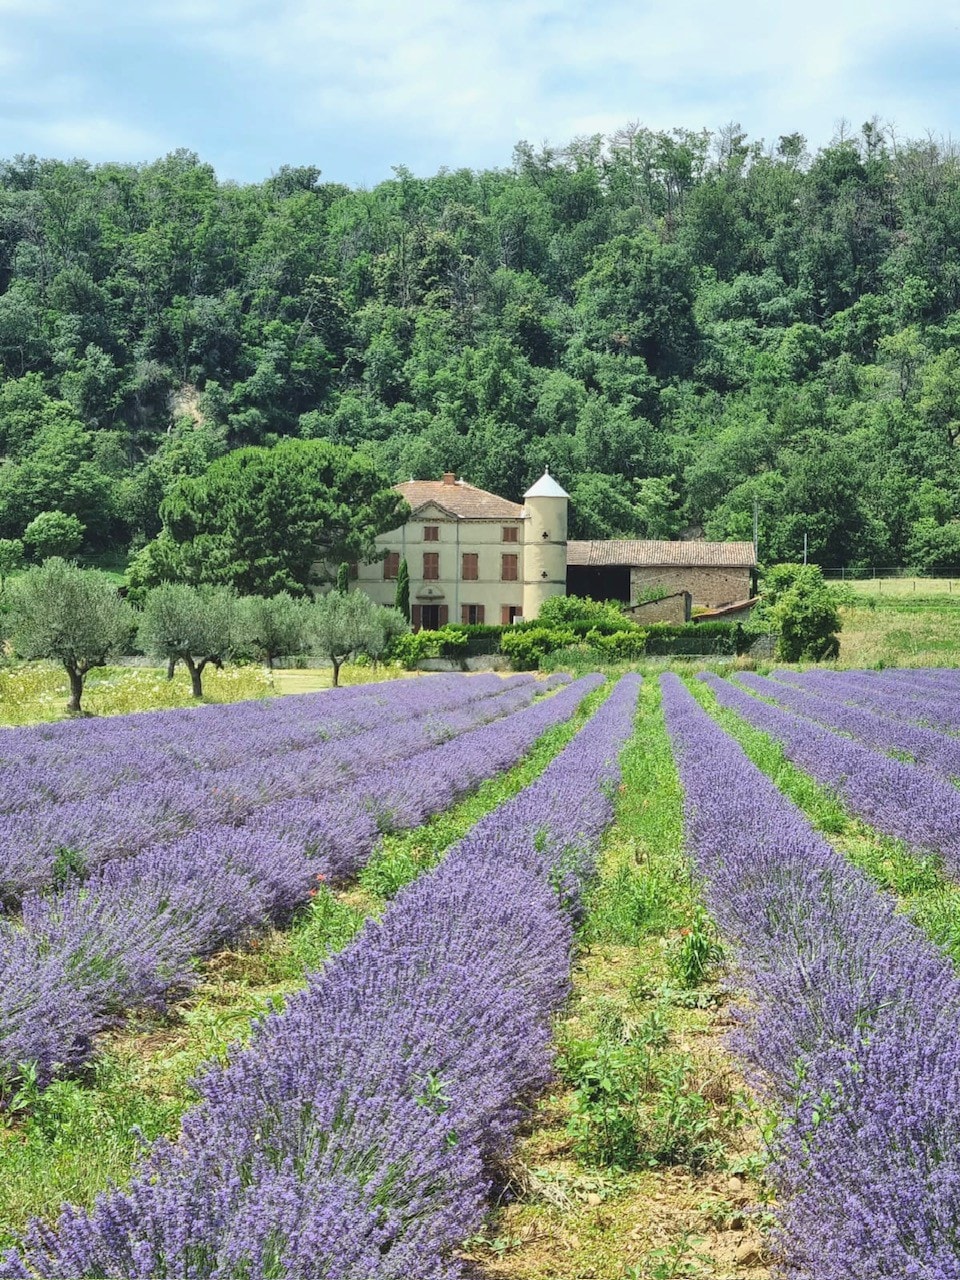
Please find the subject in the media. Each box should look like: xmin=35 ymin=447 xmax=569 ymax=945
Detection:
xmin=0 ymin=678 xmax=609 ymax=1247
xmin=465 ymin=678 xmax=771 ymax=1280
xmin=689 ymin=676 xmax=960 ymax=970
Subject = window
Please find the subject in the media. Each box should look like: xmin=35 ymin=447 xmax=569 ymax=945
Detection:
xmin=423 ymin=552 xmax=440 ymax=580
xmin=423 ymin=525 xmax=439 ymax=542
xmin=383 ymin=551 xmax=400 ymax=580
xmin=461 ymin=552 xmax=478 ymax=581
xmin=501 ymin=553 xmax=518 ymax=582
xmin=501 ymin=605 xmax=522 ymax=625
xmin=461 ymin=604 xmax=485 ymax=624
xmin=502 ymin=526 xmax=518 ymax=543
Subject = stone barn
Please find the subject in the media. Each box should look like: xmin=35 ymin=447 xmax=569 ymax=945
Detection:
xmin=566 ymin=539 xmax=757 ymax=610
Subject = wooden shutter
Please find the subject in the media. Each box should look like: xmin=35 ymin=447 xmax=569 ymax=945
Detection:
xmin=501 ymin=554 xmax=518 ymax=582
xmin=476 ymin=604 xmax=485 ymax=623
xmin=461 ymin=605 xmax=470 ymax=624
xmin=501 ymin=605 xmax=512 ymax=625
xmin=412 ymin=604 xmax=422 ymax=631
xmin=461 ymin=552 xmax=478 ymax=581
xmin=438 ymin=605 xmax=449 ymax=626
xmin=423 ymin=552 xmax=439 ymax=580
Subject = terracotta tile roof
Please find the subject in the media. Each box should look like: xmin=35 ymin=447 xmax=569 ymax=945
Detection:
xmin=395 ymin=479 xmax=524 ymax=520
xmin=566 ymin=539 xmax=757 ymax=568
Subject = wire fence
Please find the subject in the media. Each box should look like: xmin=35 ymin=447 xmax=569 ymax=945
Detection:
xmin=822 ymin=568 xmax=960 ymax=594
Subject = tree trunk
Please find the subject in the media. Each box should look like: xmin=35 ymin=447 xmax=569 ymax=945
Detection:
xmin=66 ymin=664 xmax=84 ymax=715
xmin=185 ymin=657 xmax=204 ymax=698
xmin=331 ymin=657 xmax=342 ymax=688
xmin=166 ymin=657 xmax=177 ymax=681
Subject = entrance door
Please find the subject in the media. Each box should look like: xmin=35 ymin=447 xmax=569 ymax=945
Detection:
xmin=420 ymin=604 xmax=441 ymax=630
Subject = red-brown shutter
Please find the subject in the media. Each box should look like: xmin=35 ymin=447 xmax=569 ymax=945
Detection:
xmin=438 ymin=605 xmax=449 ymax=626
xmin=412 ymin=604 xmax=422 ymax=631
xmin=476 ymin=604 xmax=485 ymax=624
xmin=501 ymin=605 xmax=511 ymax=625
xmin=461 ymin=605 xmax=470 ymax=624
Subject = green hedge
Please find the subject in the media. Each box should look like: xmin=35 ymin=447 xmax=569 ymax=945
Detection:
xmin=644 ymin=621 xmax=743 ymax=655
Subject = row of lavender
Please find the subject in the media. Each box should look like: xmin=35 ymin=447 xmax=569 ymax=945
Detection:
xmin=0 ymin=674 xmax=527 ymax=808
xmin=0 ymin=674 xmax=560 ymax=902
xmin=1 ymin=675 xmax=640 ymax=1280
xmin=0 ymin=673 xmax=597 ymax=1098
xmin=663 ymin=672 xmax=960 ymax=1278
xmin=778 ymin=665 xmax=960 ymax=734
xmin=701 ymin=671 xmax=960 ymax=875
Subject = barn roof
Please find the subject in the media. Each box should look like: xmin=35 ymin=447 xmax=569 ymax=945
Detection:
xmin=395 ymin=478 xmax=524 ymax=521
xmin=567 ymin=539 xmax=757 ymax=569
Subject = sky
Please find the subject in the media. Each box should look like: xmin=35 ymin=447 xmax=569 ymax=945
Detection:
xmin=0 ymin=0 xmax=957 ymax=186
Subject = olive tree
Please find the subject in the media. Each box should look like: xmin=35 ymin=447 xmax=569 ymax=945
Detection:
xmin=5 ymin=558 xmax=134 ymax=713
xmin=139 ymin=583 xmax=239 ymax=698
xmin=306 ymin=590 xmax=408 ymax=686
xmin=239 ymin=592 xmax=309 ymax=668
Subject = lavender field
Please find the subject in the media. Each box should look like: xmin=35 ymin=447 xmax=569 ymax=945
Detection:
xmin=7 ymin=663 xmax=960 ymax=1278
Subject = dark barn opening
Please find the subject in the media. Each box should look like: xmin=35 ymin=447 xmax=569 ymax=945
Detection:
xmin=565 ymin=564 xmax=631 ymax=602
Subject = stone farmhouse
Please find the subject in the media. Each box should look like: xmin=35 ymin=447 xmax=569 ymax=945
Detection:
xmin=355 ymin=471 xmax=756 ymax=627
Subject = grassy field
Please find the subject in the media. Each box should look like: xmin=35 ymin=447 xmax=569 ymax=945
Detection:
xmin=835 ymin=576 xmax=960 ymax=596
xmin=0 ymin=661 xmax=429 ymax=727
xmin=837 ymin=594 xmax=960 ymax=668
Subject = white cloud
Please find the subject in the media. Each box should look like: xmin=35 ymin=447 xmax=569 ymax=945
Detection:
xmin=0 ymin=0 xmax=958 ymax=176
xmin=27 ymin=115 xmax=171 ymax=161
xmin=139 ymin=0 xmax=960 ymax=158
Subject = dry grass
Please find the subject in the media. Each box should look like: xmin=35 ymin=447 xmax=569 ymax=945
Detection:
xmin=838 ymin=600 xmax=960 ymax=668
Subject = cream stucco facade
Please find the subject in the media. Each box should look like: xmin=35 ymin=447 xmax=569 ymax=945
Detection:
xmin=355 ymin=470 xmax=568 ymax=626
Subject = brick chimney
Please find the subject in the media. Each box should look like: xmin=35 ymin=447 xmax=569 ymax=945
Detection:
xmin=442 ymin=471 xmax=456 ymax=485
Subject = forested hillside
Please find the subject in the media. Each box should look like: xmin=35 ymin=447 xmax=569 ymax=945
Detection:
xmin=1 ymin=121 xmax=959 ymax=570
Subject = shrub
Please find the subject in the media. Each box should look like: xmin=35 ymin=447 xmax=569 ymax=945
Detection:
xmin=500 ymin=626 xmax=576 ymax=670
xmin=584 ymin=628 xmax=648 ymax=660
xmin=390 ymin=625 xmax=466 ymax=669
xmin=537 ymin=594 xmax=631 ymax=633
xmin=746 ymin=563 xmax=841 ymax=662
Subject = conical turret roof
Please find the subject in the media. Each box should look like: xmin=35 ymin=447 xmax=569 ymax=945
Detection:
xmin=523 ymin=467 xmax=569 ymax=499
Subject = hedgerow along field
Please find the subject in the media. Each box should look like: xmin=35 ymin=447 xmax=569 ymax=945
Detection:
xmin=4 ymin=665 xmax=960 ymax=1276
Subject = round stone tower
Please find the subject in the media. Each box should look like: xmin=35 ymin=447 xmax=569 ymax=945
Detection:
xmin=522 ymin=467 xmax=569 ymax=620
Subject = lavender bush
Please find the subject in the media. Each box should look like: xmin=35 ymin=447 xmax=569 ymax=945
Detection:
xmin=0 ymin=674 xmax=595 ymax=1097
xmin=701 ymin=672 xmax=960 ymax=874
xmin=0 ymin=675 xmax=639 ymax=1279
xmin=662 ymin=672 xmax=960 ymax=1279
xmin=734 ymin=670 xmax=960 ymax=781
xmin=0 ymin=675 xmax=565 ymax=902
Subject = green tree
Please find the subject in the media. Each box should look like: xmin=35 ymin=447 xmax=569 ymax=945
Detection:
xmin=336 ymin=561 xmax=350 ymax=594
xmin=23 ymin=510 xmax=84 ymax=561
xmin=239 ymin=592 xmax=308 ymax=668
xmin=155 ymin=439 xmax=408 ymax=596
xmin=5 ymin=559 xmax=134 ymax=713
xmin=306 ymin=590 xmax=402 ymax=686
xmin=139 ymin=583 xmax=239 ymax=697
xmin=394 ymin=556 xmax=410 ymax=620
xmin=0 ymin=537 xmax=23 ymax=591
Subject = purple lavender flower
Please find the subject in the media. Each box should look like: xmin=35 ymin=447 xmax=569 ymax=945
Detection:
xmin=0 ymin=675 xmax=639 ymax=1279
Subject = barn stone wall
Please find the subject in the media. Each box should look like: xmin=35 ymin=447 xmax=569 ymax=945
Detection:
xmin=629 ymin=566 xmax=752 ymax=610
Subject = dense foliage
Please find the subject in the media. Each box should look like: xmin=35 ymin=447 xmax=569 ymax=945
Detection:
xmin=0 ymin=125 xmax=959 ymax=570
